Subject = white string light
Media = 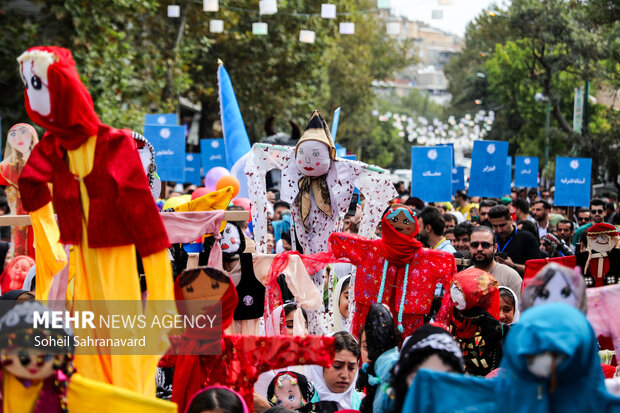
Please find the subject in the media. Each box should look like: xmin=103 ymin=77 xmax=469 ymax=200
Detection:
xmin=339 ymin=22 xmax=355 ymax=35
xmin=321 ymin=4 xmax=337 ymax=19
xmin=167 ymin=5 xmax=180 ymax=17
xmin=259 ymin=0 xmax=278 ymax=15
xmin=252 ymin=22 xmax=268 ymax=35
xmin=299 ymin=30 xmax=316 ymax=43
xmin=210 ymin=19 xmax=224 ymax=33
xmin=203 ymin=0 xmax=218 ymax=12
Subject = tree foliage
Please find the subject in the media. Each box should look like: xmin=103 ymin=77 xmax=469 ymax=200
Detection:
xmin=444 ymin=0 xmax=619 ymax=183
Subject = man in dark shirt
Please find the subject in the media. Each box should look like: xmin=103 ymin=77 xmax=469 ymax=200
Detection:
xmin=488 ymin=204 xmax=541 ymax=277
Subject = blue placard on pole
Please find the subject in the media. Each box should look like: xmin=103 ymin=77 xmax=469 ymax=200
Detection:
xmin=411 ymin=146 xmax=452 ymax=202
xmin=144 ymin=124 xmax=185 ymax=182
xmin=184 ymin=153 xmax=202 ymax=186
xmin=144 ymin=113 xmax=178 ymax=126
xmin=554 ymin=157 xmax=592 ymax=207
xmin=342 ymin=154 xmax=357 ymax=161
xmin=452 ymin=166 xmax=465 ymax=195
xmin=514 ymin=156 xmax=539 ymax=188
xmin=336 ymin=147 xmax=347 ymax=157
xmin=331 ymin=107 xmax=341 ymax=141
xmin=437 ymin=143 xmax=455 ymax=168
xmin=200 ymin=139 xmax=227 ymax=172
xmin=503 ymin=156 xmax=512 ymax=195
xmin=468 ymin=140 xmax=509 ymax=198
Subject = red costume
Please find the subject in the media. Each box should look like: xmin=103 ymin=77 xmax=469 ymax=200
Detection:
xmin=329 ymin=204 xmax=456 ymax=337
xmin=160 ymin=268 xmax=335 ymax=413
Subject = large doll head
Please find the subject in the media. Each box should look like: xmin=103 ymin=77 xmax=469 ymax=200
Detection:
xmin=17 ymin=46 xmax=100 ymax=149
xmin=449 ymin=268 xmax=499 ymax=314
xmin=383 ymin=205 xmax=419 ymax=236
xmin=294 ymin=110 xmax=336 ymax=177
xmin=267 ymin=371 xmax=315 ymax=411
xmin=4 ymin=123 xmax=38 ymax=166
xmin=0 ymin=301 xmax=74 ymax=383
xmin=586 ymin=223 xmax=619 ymax=254
xmin=521 ymin=263 xmax=586 ymax=313
xmin=1 ymin=255 xmax=35 ymax=293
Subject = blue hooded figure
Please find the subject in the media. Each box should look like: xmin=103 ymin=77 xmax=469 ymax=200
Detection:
xmin=402 ymin=303 xmax=620 ymax=412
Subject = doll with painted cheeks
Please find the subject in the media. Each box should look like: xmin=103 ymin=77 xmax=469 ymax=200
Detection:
xmin=267 ymin=371 xmax=315 ymax=412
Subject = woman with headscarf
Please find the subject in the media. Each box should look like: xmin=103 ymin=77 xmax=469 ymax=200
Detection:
xmin=498 ymin=286 xmax=520 ymax=325
xmin=330 ymin=274 xmax=351 ymax=333
xmin=307 ymin=331 xmax=363 ymax=412
xmin=357 ymin=304 xmax=400 ymax=413
xmin=383 ymin=324 xmax=464 ymax=413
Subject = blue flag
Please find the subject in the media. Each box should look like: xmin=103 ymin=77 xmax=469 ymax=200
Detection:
xmin=514 ymin=156 xmax=539 ymax=188
xmin=144 ymin=124 xmax=185 ymax=182
xmin=468 ymin=140 xmax=509 ymax=198
xmin=184 ymin=153 xmax=202 ymax=186
xmin=411 ymin=146 xmax=452 ymax=202
xmin=144 ymin=113 xmax=177 ymax=126
xmin=554 ymin=157 xmax=592 ymax=207
xmin=217 ymin=64 xmax=251 ymax=170
xmin=504 ymin=156 xmax=512 ymax=195
xmin=200 ymin=139 xmax=227 ymax=172
xmin=452 ymin=166 xmax=465 ymax=195
xmin=331 ymin=107 xmax=341 ymax=141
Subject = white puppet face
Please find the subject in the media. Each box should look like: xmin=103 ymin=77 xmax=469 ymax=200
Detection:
xmin=21 ymin=59 xmax=51 ymax=116
xmin=587 ymin=234 xmax=617 ymax=254
xmin=532 ymin=270 xmax=578 ymax=308
xmin=450 ymin=283 xmax=467 ymax=310
xmin=221 ymin=222 xmax=241 ymax=254
xmin=272 ymin=374 xmax=304 ymax=410
xmin=295 ymin=140 xmax=331 ymax=177
xmin=7 ymin=125 xmax=34 ymax=155
xmin=3 ymin=349 xmax=59 ymax=381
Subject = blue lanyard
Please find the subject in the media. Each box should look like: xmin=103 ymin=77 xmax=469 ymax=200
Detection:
xmin=496 ymin=227 xmax=517 ymax=253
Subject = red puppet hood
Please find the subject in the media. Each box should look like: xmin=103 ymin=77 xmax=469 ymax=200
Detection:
xmin=379 ymin=204 xmax=423 ymax=266
xmin=17 ymin=46 xmax=100 ymax=150
xmin=450 ymin=267 xmax=500 ymax=316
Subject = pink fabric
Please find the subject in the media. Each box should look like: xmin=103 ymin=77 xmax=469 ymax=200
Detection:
xmin=161 ymin=210 xmax=225 ymax=269
xmin=47 ymin=246 xmax=70 ymax=310
xmin=587 ymin=284 xmax=620 ymax=356
xmin=184 ymin=385 xmax=250 ymax=413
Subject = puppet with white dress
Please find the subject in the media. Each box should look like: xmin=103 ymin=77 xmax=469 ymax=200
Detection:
xmin=0 ymin=123 xmax=39 ymax=260
xmin=245 ymin=110 xmax=396 ymax=333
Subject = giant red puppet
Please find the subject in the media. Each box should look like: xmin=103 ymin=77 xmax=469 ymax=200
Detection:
xmin=329 ymin=204 xmax=456 ymax=337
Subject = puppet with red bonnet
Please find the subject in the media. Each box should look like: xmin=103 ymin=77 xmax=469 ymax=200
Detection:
xmin=576 ymin=222 xmax=620 ymax=287
xmin=329 ymin=204 xmax=456 ymax=337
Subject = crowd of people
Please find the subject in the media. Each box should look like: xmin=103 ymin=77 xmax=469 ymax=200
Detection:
xmin=1 ymin=44 xmax=619 ymax=413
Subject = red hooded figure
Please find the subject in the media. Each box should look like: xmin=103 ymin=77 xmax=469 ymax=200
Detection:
xmin=15 ymin=46 xmax=174 ymax=396
xmin=329 ymin=204 xmax=456 ymax=337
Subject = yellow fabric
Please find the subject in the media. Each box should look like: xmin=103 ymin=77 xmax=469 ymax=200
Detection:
xmin=29 ymin=202 xmax=68 ymax=301
xmin=59 ymin=136 xmax=174 ymax=397
xmin=66 ymin=373 xmax=177 ymax=413
xmin=172 ymin=185 xmax=234 ymax=232
xmin=2 ymin=372 xmax=43 ymax=413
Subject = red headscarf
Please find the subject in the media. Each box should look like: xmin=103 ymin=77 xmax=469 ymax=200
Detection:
xmin=0 ymin=255 xmax=35 ymax=293
xmin=379 ymin=205 xmax=422 ymax=266
xmin=450 ymin=268 xmax=500 ymax=338
xmin=18 ymin=46 xmax=100 ymax=150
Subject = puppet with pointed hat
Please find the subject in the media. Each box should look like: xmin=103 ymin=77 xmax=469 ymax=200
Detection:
xmin=245 ymin=110 xmax=396 ymax=333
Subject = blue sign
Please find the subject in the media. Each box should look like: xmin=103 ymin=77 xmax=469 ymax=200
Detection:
xmin=468 ymin=140 xmax=509 ymax=197
xmin=514 ymin=156 xmax=539 ymax=188
xmin=336 ymin=147 xmax=347 ymax=157
xmin=200 ymin=139 xmax=227 ymax=172
xmin=184 ymin=153 xmax=202 ymax=186
xmin=144 ymin=113 xmax=178 ymax=126
xmin=452 ymin=166 xmax=465 ymax=195
xmin=331 ymin=107 xmax=341 ymax=141
xmin=554 ymin=157 xmax=592 ymax=207
xmin=342 ymin=154 xmax=357 ymax=161
xmin=144 ymin=124 xmax=185 ymax=182
xmin=437 ymin=143 xmax=455 ymax=167
xmin=411 ymin=146 xmax=452 ymax=202
xmin=504 ymin=156 xmax=512 ymax=195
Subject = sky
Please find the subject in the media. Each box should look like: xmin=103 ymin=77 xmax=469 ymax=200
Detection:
xmin=389 ymin=0 xmax=501 ymax=37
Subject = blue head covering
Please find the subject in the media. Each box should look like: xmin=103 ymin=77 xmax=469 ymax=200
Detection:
xmin=403 ymin=303 xmax=620 ymax=412
xmin=272 ymin=213 xmax=291 ymax=244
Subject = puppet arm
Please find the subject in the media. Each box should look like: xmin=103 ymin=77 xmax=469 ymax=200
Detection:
xmin=245 ymin=144 xmax=292 ymax=254
xmin=354 ymin=165 xmax=398 ymax=239
xmin=236 ymin=335 xmax=335 ymax=373
xmin=328 ymin=232 xmax=373 ymax=267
